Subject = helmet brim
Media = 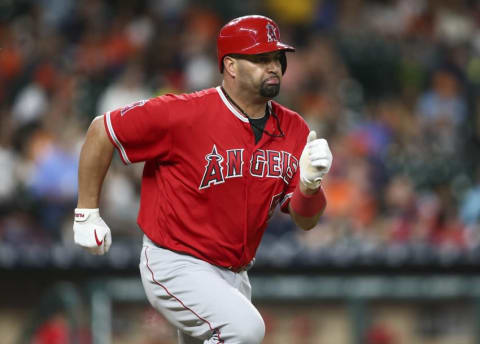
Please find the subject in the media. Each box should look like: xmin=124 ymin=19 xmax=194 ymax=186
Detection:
xmin=219 ymin=41 xmax=295 ymax=73
xmin=236 ymin=41 xmax=295 ymax=55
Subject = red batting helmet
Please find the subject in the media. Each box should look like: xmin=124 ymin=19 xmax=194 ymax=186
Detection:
xmin=217 ymin=15 xmax=295 ymax=74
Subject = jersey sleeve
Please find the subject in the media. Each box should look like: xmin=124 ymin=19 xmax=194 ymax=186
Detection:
xmin=280 ymin=117 xmax=310 ymax=213
xmin=103 ymin=96 xmax=176 ymax=164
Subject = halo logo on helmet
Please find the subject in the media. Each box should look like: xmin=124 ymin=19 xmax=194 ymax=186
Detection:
xmin=217 ymin=15 xmax=295 ymax=74
xmin=266 ymin=23 xmax=278 ymax=42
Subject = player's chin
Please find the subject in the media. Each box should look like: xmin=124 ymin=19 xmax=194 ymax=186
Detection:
xmin=260 ymin=83 xmax=280 ymax=98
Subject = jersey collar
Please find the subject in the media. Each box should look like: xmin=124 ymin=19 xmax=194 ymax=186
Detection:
xmin=216 ymin=86 xmax=272 ymax=123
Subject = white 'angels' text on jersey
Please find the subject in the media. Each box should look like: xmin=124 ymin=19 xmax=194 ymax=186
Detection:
xmin=199 ymin=145 xmax=298 ymax=190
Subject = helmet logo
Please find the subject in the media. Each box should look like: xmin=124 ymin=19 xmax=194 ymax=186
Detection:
xmin=266 ymin=23 xmax=278 ymax=42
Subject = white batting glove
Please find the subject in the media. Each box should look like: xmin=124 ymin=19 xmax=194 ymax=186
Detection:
xmin=73 ymin=208 xmax=112 ymax=255
xmin=299 ymin=131 xmax=333 ymax=190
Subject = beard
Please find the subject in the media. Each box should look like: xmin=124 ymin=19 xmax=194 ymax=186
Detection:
xmin=259 ymin=80 xmax=280 ymax=98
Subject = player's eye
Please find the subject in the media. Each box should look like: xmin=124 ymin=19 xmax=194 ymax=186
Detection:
xmin=249 ymin=54 xmax=281 ymax=64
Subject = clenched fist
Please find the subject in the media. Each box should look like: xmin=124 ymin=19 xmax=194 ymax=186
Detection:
xmin=73 ymin=208 xmax=112 ymax=255
xmin=299 ymin=131 xmax=333 ymax=190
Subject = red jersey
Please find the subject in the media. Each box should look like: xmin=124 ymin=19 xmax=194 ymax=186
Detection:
xmin=104 ymin=87 xmax=309 ymax=269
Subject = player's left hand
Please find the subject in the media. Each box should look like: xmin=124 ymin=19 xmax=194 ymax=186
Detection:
xmin=299 ymin=130 xmax=333 ymax=190
xmin=73 ymin=208 xmax=112 ymax=255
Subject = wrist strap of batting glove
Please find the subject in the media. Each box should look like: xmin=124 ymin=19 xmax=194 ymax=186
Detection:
xmin=300 ymin=175 xmax=322 ymax=190
xmin=74 ymin=208 xmax=100 ymax=222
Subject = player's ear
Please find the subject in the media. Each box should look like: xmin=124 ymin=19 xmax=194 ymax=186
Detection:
xmin=223 ymin=56 xmax=237 ymax=78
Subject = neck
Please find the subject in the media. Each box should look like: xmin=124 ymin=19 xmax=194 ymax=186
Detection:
xmin=221 ymin=82 xmax=267 ymax=119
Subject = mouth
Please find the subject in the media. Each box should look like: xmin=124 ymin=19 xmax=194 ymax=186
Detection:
xmin=264 ymin=76 xmax=280 ymax=85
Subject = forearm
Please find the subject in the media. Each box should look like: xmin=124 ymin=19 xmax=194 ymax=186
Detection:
xmin=289 ymin=182 xmax=326 ymax=230
xmin=77 ymin=116 xmax=114 ymax=208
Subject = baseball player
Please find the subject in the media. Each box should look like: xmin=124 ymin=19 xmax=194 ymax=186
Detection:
xmin=73 ymin=15 xmax=332 ymax=344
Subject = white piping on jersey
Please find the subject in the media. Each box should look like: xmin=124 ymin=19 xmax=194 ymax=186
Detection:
xmin=105 ymin=111 xmax=131 ymax=164
xmin=280 ymin=192 xmax=293 ymax=207
xmin=267 ymin=101 xmax=273 ymax=116
xmin=216 ymin=86 xmax=248 ymax=122
xmin=216 ymin=86 xmax=273 ymax=123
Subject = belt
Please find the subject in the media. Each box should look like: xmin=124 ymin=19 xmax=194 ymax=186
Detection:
xmin=227 ymin=258 xmax=256 ymax=273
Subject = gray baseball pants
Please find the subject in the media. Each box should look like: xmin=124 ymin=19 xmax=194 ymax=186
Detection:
xmin=139 ymin=236 xmax=265 ymax=344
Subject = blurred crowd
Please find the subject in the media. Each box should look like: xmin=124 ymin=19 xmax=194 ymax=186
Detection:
xmin=1 ymin=0 xmax=480 ymax=269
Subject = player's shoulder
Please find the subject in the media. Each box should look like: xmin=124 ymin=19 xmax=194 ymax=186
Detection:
xmin=150 ymin=87 xmax=218 ymax=106
xmin=271 ymin=101 xmax=309 ymax=129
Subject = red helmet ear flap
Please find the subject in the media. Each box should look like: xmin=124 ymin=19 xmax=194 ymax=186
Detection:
xmin=217 ymin=15 xmax=295 ymax=73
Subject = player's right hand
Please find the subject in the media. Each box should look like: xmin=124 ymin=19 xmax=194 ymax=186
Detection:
xmin=73 ymin=208 xmax=112 ymax=255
